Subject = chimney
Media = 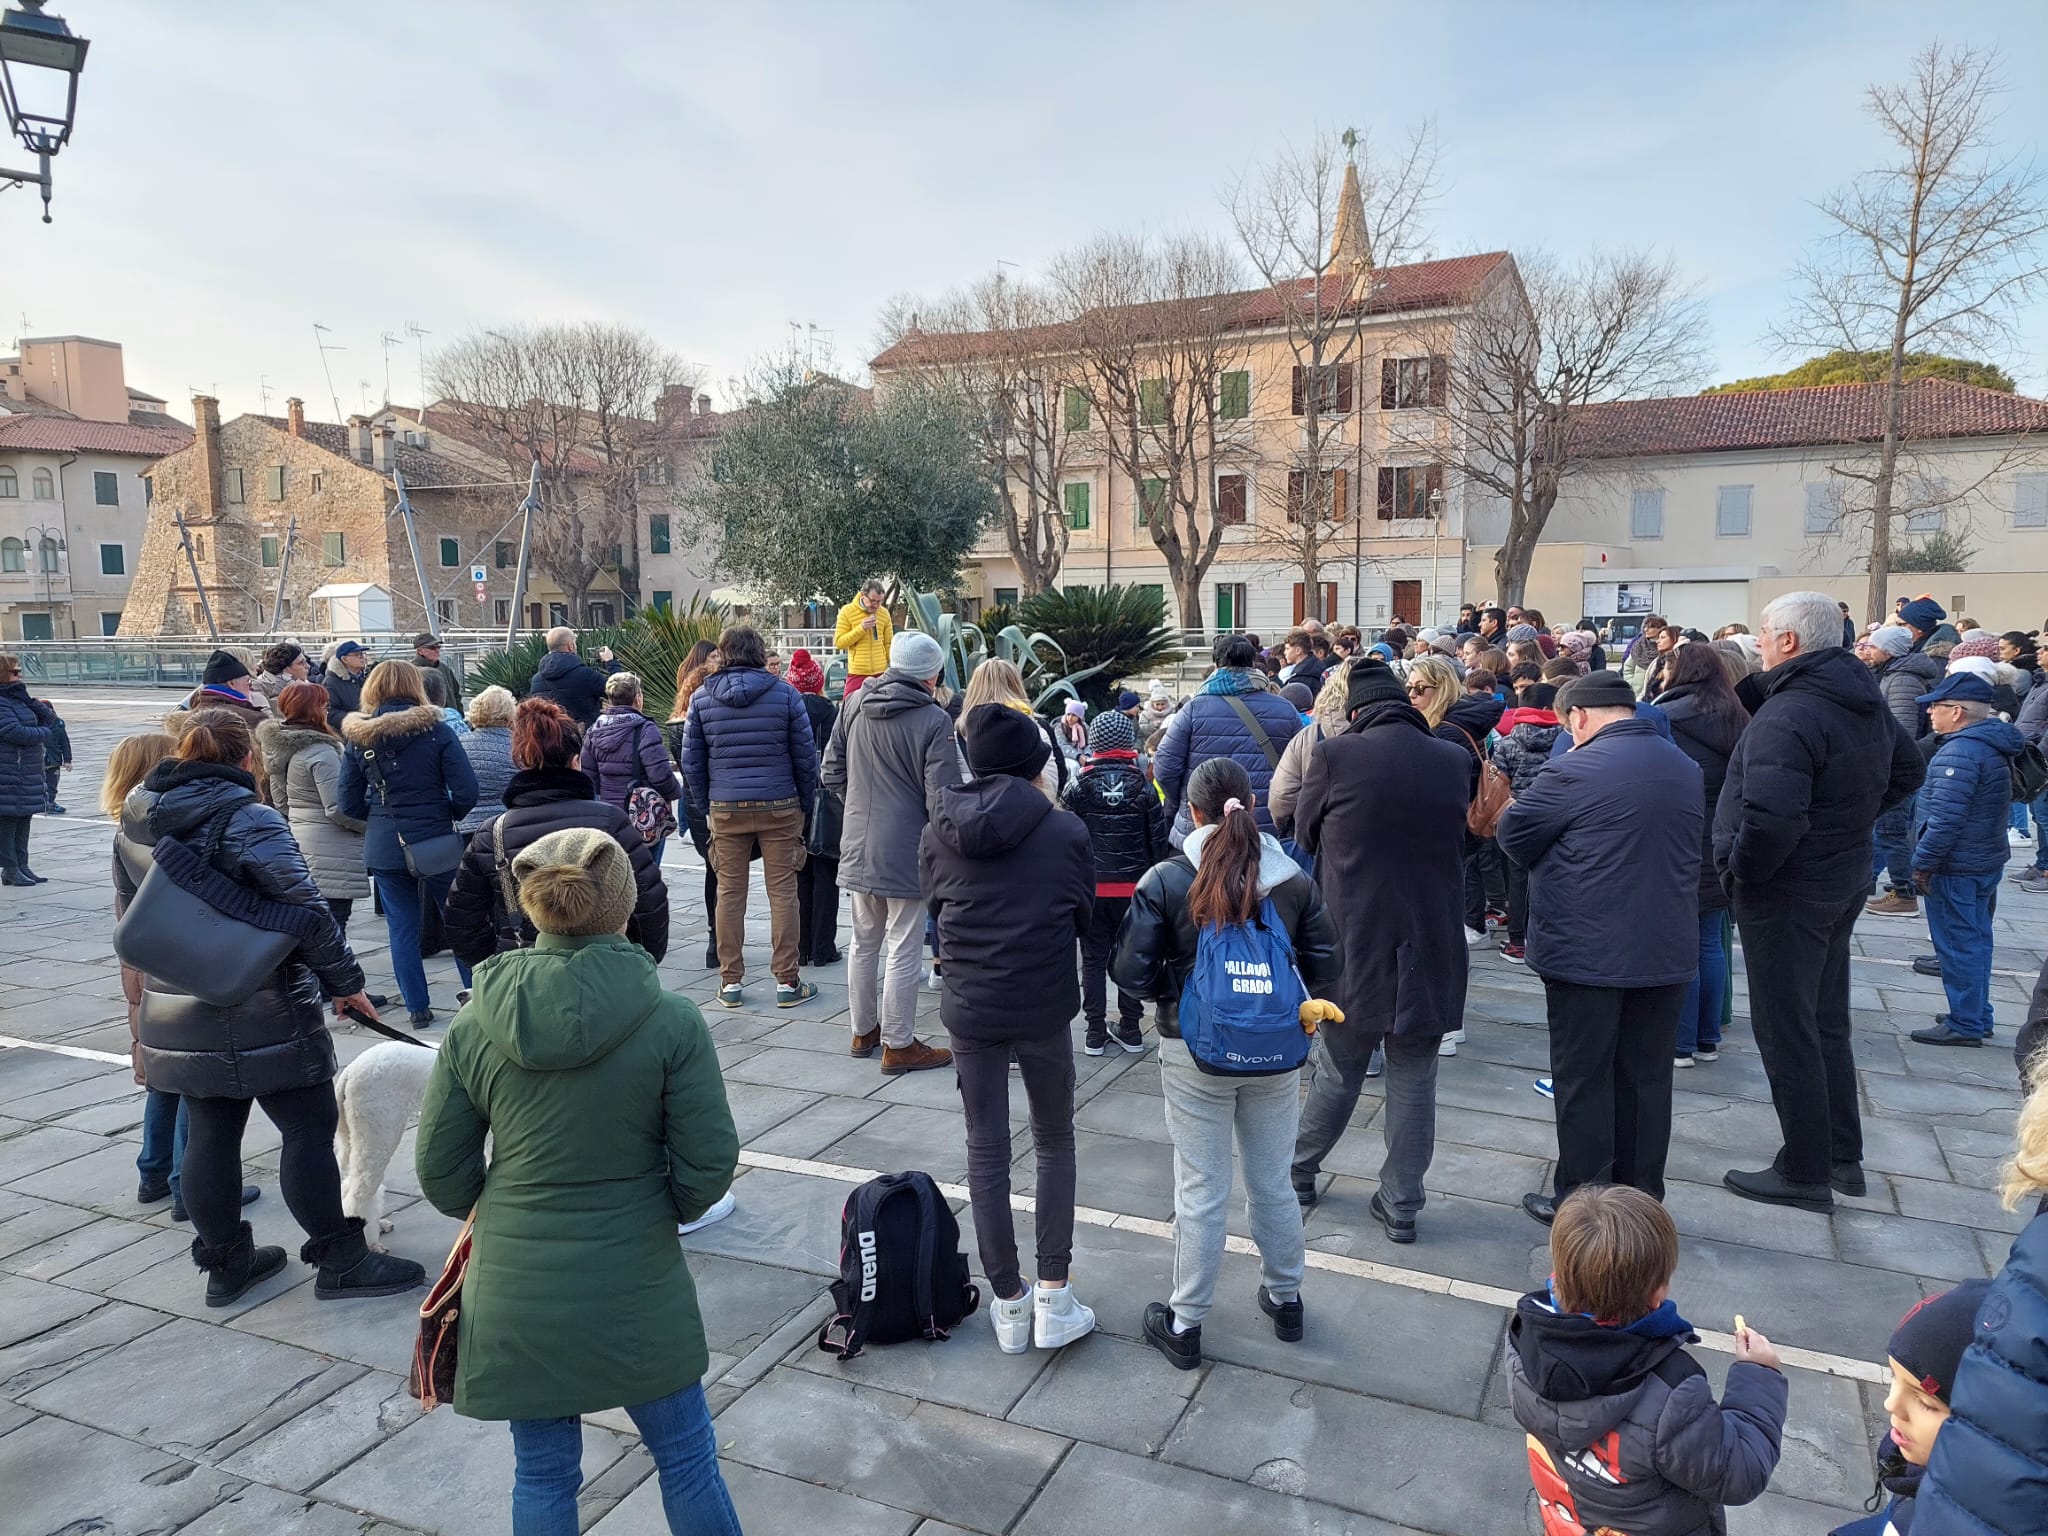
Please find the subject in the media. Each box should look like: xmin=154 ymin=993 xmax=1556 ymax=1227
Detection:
xmin=696 ymin=393 xmax=712 ymax=418
xmin=191 ymin=395 xmax=224 ymax=521
xmin=347 ymin=414 xmax=372 ymax=463
xmin=285 ymin=397 xmax=305 ymax=437
xmin=371 ymin=422 xmax=395 ymax=474
xmin=656 ymin=383 xmax=692 ymax=428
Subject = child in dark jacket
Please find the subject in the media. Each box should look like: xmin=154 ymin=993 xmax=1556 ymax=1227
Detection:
xmin=41 ymin=701 xmax=71 ymax=812
xmin=1062 ymin=710 xmax=1168 ymax=1055
xmin=1490 ymin=683 xmax=1562 ymax=959
xmin=1511 ymin=1185 xmax=1787 ymax=1536
xmin=1832 ymin=1279 xmax=1991 ymax=1536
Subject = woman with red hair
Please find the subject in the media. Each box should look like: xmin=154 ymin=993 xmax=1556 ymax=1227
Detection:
xmin=258 ymin=681 xmax=371 ymax=934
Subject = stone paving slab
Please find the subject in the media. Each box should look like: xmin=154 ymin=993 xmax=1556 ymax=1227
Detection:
xmin=0 ymin=1412 xmax=249 ymax=1536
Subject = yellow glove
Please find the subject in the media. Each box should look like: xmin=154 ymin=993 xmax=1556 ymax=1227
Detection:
xmin=1298 ymin=999 xmax=1344 ymax=1035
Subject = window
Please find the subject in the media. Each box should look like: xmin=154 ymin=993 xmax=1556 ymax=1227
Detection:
xmin=1906 ymin=504 xmax=1945 ymax=535
xmin=1219 ymin=370 xmax=1250 ymax=421
xmin=1215 ymin=582 xmax=1248 ymax=631
xmin=1139 ymin=378 xmax=1167 ymax=426
xmin=548 ymin=602 xmax=569 ymax=626
xmin=1291 ymin=363 xmax=1353 ymax=416
xmin=1216 ymin=472 xmax=1248 ymax=526
xmin=224 ymin=468 xmax=244 ymax=504
xmin=260 ymin=535 xmax=280 ymax=568
xmin=2016 ymin=473 xmax=2048 ymax=530
xmin=1288 ymin=468 xmax=1349 ymax=522
xmin=99 ymin=542 xmax=124 ymax=576
xmin=586 ymin=601 xmax=614 ymax=626
xmin=1630 ymin=487 xmax=1665 ymax=539
xmin=192 ymin=533 xmax=206 ymax=560
xmin=310 ymin=472 xmax=323 ymax=494
xmin=1063 ymin=481 xmax=1091 ymax=530
xmin=190 ymin=602 xmax=208 ymax=628
xmin=436 ymin=599 xmax=455 ymax=623
xmin=1715 ymin=485 xmax=1752 ymax=538
xmin=639 ymin=457 xmax=674 ymax=486
xmin=1380 ymin=355 xmax=1447 ymax=410
xmin=19 ymin=613 xmax=51 ymax=641
xmin=266 ymin=466 xmax=286 ymax=501
xmin=1139 ymin=476 xmax=1168 ymax=528
xmin=993 ymin=587 xmax=1019 ymax=608
xmin=31 ymin=468 xmax=53 ymax=499
xmin=1062 ymin=387 xmax=1090 ymax=433
xmin=322 ymin=531 xmax=346 ymax=565
xmin=1376 ymin=464 xmax=1443 ymax=521
xmin=494 ymin=599 xmax=511 ymax=625
xmin=0 ymin=537 xmax=21 ymax=571
xmin=648 ymin=514 xmax=671 ymax=555
xmin=0 ymin=467 xmax=15 ymax=497
xmin=142 ymin=475 xmax=152 ymax=505
xmin=275 ymin=596 xmax=292 ymax=620
xmin=650 ymin=590 xmax=673 ymax=612
xmin=100 ymin=612 xmax=121 ymax=636
xmin=1293 ymin=582 xmax=1338 ymax=624
xmin=1803 ymin=481 xmax=1842 ymax=535
xmin=495 ymin=540 xmax=515 ymax=569
xmin=37 ymin=536 xmax=59 ymax=573
xmin=94 ymin=471 xmax=120 ymax=506
xmin=439 ymin=537 xmax=460 ymax=567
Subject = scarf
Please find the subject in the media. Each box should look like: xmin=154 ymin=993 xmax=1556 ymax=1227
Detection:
xmin=1201 ymin=667 xmax=1268 ymax=697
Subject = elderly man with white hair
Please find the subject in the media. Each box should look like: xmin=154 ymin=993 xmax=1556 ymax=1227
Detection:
xmin=527 ymin=626 xmax=613 ymax=727
xmin=1712 ymin=591 xmax=1924 ymax=1213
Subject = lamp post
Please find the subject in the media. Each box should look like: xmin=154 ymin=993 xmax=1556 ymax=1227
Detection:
xmin=0 ymin=0 xmax=89 ymax=223
xmin=1428 ymin=485 xmax=1445 ymax=628
xmin=24 ymin=518 xmax=62 ymax=635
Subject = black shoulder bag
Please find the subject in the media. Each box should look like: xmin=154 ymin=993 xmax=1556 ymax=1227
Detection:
xmin=358 ymin=742 xmax=465 ymax=878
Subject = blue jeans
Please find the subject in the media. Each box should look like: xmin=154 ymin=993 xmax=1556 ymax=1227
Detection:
xmin=1676 ymin=907 xmax=1727 ymax=1056
xmin=137 ymin=1089 xmax=187 ymax=1196
xmin=1873 ymin=798 xmax=1916 ymax=895
xmin=373 ymin=871 xmax=470 ymax=1013
xmin=2031 ymin=791 xmax=2048 ymax=872
xmin=508 ymin=1382 xmax=739 ymax=1536
xmin=1925 ymin=869 xmax=2000 ymax=1038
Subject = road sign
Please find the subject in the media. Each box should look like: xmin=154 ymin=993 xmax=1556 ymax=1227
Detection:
xmin=474 ymin=582 xmax=488 ymax=605
xmin=469 ymin=564 xmax=487 ymax=585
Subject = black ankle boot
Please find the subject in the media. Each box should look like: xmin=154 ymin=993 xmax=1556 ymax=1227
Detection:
xmin=303 ymin=1216 xmax=427 ymax=1299
xmin=192 ymin=1221 xmax=288 ymax=1308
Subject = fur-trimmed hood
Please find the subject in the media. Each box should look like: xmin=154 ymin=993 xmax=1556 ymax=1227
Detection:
xmin=259 ymin=720 xmax=340 ymax=772
xmin=340 ymin=703 xmax=442 ymax=746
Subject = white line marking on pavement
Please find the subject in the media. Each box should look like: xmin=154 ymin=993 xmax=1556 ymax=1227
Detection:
xmin=0 ymin=1034 xmax=130 ymax=1065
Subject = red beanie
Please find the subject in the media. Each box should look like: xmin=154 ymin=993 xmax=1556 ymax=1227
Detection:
xmin=786 ymin=648 xmax=825 ymax=695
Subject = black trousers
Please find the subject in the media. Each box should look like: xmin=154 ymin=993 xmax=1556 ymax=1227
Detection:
xmin=181 ymin=1082 xmax=347 ymax=1252
xmin=0 ymin=814 xmax=30 ymax=872
xmin=1079 ymin=895 xmax=1143 ymax=1033
xmin=1544 ymin=979 xmax=1685 ymax=1201
xmin=1505 ymin=859 xmax=1531 ymax=945
xmin=327 ymin=896 xmax=353 ymax=931
xmin=798 ymin=855 xmax=840 ymax=961
xmin=949 ymin=1030 xmax=1076 ymax=1296
xmin=1734 ymin=885 xmax=1865 ymax=1185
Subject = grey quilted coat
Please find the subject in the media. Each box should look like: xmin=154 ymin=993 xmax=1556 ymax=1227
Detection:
xmin=258 ymin=722 xmax=370 ymax=900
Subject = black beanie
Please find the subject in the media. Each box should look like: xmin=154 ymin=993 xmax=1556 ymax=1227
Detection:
xmin=202 ymin=649 xmax=251 ymax=687
xmin=1555 ymin=670 xmax=1637 ymax=713
xmin=1344 ymin=659 xmax=1405 ymax=717
xmin=963 ymin=702 xmax=1051 ymax=780
xmin=1889 ymin=1279 xmax=1991 ymax=1403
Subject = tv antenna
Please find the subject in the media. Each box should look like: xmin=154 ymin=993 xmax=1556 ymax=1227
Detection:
xmin=379 ymin=331 xmax=401 ymax=405
xmin=257 ymin=374 xmax=274 ymax=415
xmin=312 ymin=324 xmax=345 ymax=424
xmin=406 ymin=321 xmax=431 ymax=421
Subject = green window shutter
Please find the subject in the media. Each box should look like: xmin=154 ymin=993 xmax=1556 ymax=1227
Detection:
xmin=1220 ymin=371 xmax=1249 ymax=420
xmin=651 ymin=590 xmax=673 ymax=611
xmin=1063 ymin=387 xmax=1090 ymax=433
xmin=322 ymin=531 xmax=346 ymax=565
xmin=1064 ymin=482 xmax=1091 ymax=529
xmin=1140 ymin=477 xmax=1168 ymax=528
xmin=495 ymin=540 xmax=514 ymax=568
xmin=648 ymin=514 xmax=671 ymax=554
xmin=260 ymin=536 xmax=280 ymax=568
xmin=267 ymin=466 xmax=286 ymax=501
xmin=1140 ymin=378 xmax=1166 ymax=426
xmin=439 ymin=537 xmax=460 ymax=566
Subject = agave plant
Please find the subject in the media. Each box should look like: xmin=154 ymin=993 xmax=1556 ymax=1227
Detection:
xmin=1017 ymin=585 xmax=1184 ymax=711
xmin=903 ymin=591 xmax=1097 ymax=712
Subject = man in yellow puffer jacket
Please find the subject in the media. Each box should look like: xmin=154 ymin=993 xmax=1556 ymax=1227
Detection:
xmin=834 ymin=580 xmax=894 ymax=697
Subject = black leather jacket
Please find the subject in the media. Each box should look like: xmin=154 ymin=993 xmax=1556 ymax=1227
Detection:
xmin=116 ymin=760 xmax=361 ymax=1099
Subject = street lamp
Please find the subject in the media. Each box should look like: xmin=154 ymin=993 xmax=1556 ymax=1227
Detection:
xmin=25 ymin=519 xmax=63 ymax=635
xmin=1428 ymin=485 xmax=1445 ymax=628
xmin=0 ymin=0 xmax=89 ymax=223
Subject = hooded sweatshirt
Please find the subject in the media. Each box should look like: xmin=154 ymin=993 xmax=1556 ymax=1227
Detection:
xmin=918 ymin=773 xmax=1094 ymax=1042
xmin=1509 ymin=1287 xmax=1787 ymax=1536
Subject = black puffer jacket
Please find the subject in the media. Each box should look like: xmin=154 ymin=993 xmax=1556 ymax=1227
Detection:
xmin=1436 ymin=692 xmax=1506 ymax=764
xmin=1656 ymin=687 xmax=1747 ymax=914
xmin=1875 ymin=650 xmax=1943 ymax=739
xmin=1110 ymin=828 xmax=1342 ymax=1043
xmin=0 ymin=680 xmax=54 ymax=818
xmin=1061 ymin=755 xmax=1168 ymax=889
xmin=529 ymin=648 xmax=610 ymax=726
xmin=444 ymin=766 xmax=669 ymax=967
xmin=919 ymin=775 xmax=1093 ymax=1043
xmin=1713 ymin=647 xmax=1924 ymax=901
xmin=117 ymin=760 xmax=363 ymax=1099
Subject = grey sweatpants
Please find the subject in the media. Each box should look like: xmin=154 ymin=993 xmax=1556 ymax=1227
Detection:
xmin=1291 ymin=1027 xmax=1441 ymax=1219
xmin=1158 ymin=1039 xmax=1303 ymax=1327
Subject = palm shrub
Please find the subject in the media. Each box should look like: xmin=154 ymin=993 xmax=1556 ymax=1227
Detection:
xmin=614 ymin=598 xmax=730 ymax=720
xmin=1017 ymin=585 xmax=1183 ymax=711
xmin=460 ymin=616 xmax=645 ymax=703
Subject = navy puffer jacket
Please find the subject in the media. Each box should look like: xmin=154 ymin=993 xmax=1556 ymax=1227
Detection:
xmin=680 ymin=666 xmax=818 ymax=810
xmin=584 ymin=707 xmax=681 ymax=816
xmin=1914 ymin=717 xmax=2027 ymax=875
xmin=0 ymin=680 xmax=54 ymax=818
xmin=1916 ymin=1209 xmax=2048 ymax=1536
xmin=336 ymin=703 xmax=480 ymax=875
xmin=528 ymin=648 xmax=609 ymax=726
xmin=1153 ymin=672 xmax=1301 ymax=846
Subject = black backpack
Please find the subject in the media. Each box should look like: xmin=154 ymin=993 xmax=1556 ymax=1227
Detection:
xmin=2012 ymin=743 xmax=2048 ymax=805
xmin=815 ymin=1171 xmax=979 ymax=1361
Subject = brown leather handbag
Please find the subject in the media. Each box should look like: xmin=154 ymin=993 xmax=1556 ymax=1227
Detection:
xmin=1459 ymin=726 xmax=1514 ymax=838
xmin=408 ymin=1215 xmax=474 ymax=1411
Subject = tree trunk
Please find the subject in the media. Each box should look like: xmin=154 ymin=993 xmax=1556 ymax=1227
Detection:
xmin=1867 ymin=157 xmax=1928 ymax=625
xmin=1176 ymin=570 xmax=1205 ymax=642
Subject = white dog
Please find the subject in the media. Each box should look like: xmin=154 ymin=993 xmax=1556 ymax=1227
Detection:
xmin=334 ymin=1040 xmax=437 ymax=1239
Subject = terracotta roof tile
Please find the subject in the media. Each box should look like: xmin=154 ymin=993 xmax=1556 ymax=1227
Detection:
xmin=1576 ymin=378 xmax=2048 ymax=459
xmin=246 ymin=415 xmax=477 ymax=486
xmin=0 ymin=413 xmax=193 ymax=457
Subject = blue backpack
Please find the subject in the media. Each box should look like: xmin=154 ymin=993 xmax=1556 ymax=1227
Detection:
xmin=1178 ymin=896 xmax=1311 ymax=1075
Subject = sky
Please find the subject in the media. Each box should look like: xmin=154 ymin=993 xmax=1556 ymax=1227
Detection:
xmin=8 ymin=0 xmax=2048 ymax=423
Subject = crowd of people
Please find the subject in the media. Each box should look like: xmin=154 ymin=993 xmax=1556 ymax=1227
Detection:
xmin=30 ymin=576 xmax=2048 ymax=1536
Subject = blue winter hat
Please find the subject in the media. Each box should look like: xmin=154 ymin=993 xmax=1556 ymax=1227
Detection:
xmin=1916 ymin=672 xmax=1995 ymax=707
xmin=334 ymin=640 xmax=366 ymax=658
xmin=1899 ymin=597 xmax=1947 ymax=633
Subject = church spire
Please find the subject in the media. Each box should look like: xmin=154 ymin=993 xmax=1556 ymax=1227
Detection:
xmin=1330 ymin=157 xmax=1369 ymax=274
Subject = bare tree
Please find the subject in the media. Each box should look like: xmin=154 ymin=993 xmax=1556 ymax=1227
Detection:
xmin=431 ymin=323 xmax=695 ymax=620
xmin=1421 ymin=249 xmax=1708 ymax=610
xmin=879 ymin=273 xmax=1082 ymax=594
xmin=1053 ymin=233 xmax=1249 ymax=638
xmin=1229 ymin=124 xmax=1439 ymax=616
xmin=1777 ymin=43 xmax=2047 ymax=621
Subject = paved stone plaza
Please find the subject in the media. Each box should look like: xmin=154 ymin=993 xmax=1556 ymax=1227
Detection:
xmin=1 ymin=691 xmax=2041 ymax=1535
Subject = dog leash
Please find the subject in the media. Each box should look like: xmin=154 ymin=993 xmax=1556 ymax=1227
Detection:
xmin=338 ymin=1004 xmax=437 ymax=1050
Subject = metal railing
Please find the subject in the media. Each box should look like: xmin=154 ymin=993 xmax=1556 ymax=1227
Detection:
xmin=8 ymin=633 xmax=501 ymax=689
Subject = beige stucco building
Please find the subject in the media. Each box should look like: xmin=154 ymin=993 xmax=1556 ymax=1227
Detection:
xmin=0 ymin=336 xmax=191 ymax=639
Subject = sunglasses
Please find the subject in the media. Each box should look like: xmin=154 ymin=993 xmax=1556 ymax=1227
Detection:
xmin=1407 ymin=684 xmax=1433 ymax=696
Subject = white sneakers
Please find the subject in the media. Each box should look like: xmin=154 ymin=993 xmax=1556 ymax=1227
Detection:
xmin=992 ymin=1281 xmax=1096 ymax=1353
xmin=1439 ymin=1027 xmax=1466 ymax=1058
xmin=1464 ymin=926 xmax=1489 ymax=947
xmin=676 ymin=1190 xmax=736 ymax=1237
